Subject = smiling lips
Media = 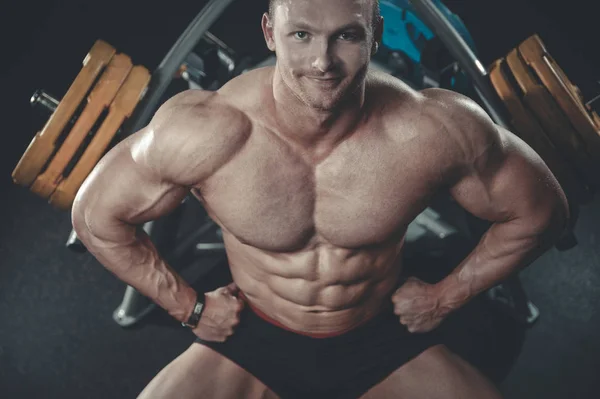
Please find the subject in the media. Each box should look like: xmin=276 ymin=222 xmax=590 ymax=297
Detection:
xmin=307 ymin=76 xmax=342 ymax=87
xmin=308 ymin=76 xmax=340 ymax=81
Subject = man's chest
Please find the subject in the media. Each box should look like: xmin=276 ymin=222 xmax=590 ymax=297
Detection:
xmin=196 ymin=126 xmax=449 ymax=251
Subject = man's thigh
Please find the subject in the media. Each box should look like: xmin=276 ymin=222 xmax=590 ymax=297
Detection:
xmin=360 ymin=344 xmax=503 ymax=399
xmin=137 ymin=343 xmax=280 ymax=399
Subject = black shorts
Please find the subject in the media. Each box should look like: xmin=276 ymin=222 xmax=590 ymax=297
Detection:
xmin=194 ymin=294 xmax=441 ymax=399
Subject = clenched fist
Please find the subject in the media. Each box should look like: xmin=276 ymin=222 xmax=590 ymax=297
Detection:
xmin=391 ymin=277 xmax=450 ymax=333
xmin=193 ymin=282 xmax=245 ymax=342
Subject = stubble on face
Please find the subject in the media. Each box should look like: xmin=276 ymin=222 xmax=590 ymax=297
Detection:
xmin=270 ymin=0 xmax=375 ymax=112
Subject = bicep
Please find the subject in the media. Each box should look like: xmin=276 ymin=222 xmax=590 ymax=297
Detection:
xmin=449 ymin=124 xmax=567 ymax=228
xmin=73 ymin=89 xmax=250 ymax=241
xmin=72 ymin=131 xmax=189 ymax=241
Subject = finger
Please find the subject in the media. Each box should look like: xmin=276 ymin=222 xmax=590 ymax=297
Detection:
xmin=391 ymin=291 xmax=413 ymax=303
xmin=391 ymin=295 xmax=406 ymax=306
xmin=409 ymin=323 xmax=431 ymax=333
xmin=213 ymin=327 xmax=235 ymax=338
xmin=226 ymin=282 xmax=239 ymax=294
xmin=229 ymin=315 xmax=241 ymax=327
xmin=198 ymin=317 xmax=222 ymax=330
xmin=222 ymin=297 xmax=243 ymax=317
xmin=394 ymin=302 xmax=412 ymax=314
xmin=393 ymin=303 xmax=402 ymax=314
xmin=393 ymin=303 xmax=411 ymax=315
xmin=215 ymin=327 xmax=233 ymax=337
xmin=234 ymin=298 xmax=245 ymax=313
xmin=212 ymin=310 xmax=241 ymax=328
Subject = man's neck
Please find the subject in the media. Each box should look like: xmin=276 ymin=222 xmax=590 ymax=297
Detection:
xmin=270 ymin=68 xmax=367 ymax=151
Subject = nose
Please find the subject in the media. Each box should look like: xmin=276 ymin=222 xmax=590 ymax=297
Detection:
xmin=311 ymin=40 xmax=335 ymax=73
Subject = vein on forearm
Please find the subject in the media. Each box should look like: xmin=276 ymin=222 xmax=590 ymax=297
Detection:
xmin=440 ymin=214 xmax=562 ymax=307
xmin=80 ymin=222 xmax=192 ymax=320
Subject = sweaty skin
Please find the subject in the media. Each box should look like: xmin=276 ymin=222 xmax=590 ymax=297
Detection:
xmin=71 ymin=66 xmax=567 ymax=335
xmin=202 ymin=70 xmax=431 ymax=333
xmin=72 ymin=2 xmax=568 ymax=397
xmin=72 ymin=0 xmax=567 ymax=337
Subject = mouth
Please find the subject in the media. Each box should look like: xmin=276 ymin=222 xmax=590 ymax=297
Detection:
xmin=306 ymin=76 xmax=342 ymax=88
xmin=307 ymin=76 xmax=341 ymax=81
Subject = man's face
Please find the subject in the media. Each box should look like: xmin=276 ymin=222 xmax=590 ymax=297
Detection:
xmin=263 ymin=0 xmax=380 ymax=111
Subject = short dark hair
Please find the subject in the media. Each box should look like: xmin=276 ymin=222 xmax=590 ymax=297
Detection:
xmin=268 ymin=0 xmax=381 ymax=31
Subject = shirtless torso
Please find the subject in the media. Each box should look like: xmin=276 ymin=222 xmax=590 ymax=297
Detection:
xmin=72 ymin=1 xmax=567 ymax=397
xmin=199 ymin=67 xmax=448 ymax=334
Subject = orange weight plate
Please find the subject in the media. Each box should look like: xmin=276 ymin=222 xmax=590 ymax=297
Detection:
xmin=50 ymin=66 xmax=151 ymax=209
xmin=489 ymin=58 xmax=593 ymax=205
xmin=519 ymin=35 xmax=600 ymax=166
xmin=506 ymin=48 xmax=600 ymax=188
xmin=31 ymin=53 xmax=133 ymax=199
xmin=12 ymin=40 xmax=116 ymax=187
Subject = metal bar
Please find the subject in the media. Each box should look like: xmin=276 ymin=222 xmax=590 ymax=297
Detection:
xmin=408 ymin=0 xmax=512 ymax=129
xmin=195 ymin=243 xmax=226 ymax=251
xmin=31 ymin=90 xmax=59 ymax=113
xmin=171 ymin=218 xmax=217 ymax=259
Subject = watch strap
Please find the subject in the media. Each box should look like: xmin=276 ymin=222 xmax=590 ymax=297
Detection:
xmin=182 ymin=294 xmax=205 ymax=328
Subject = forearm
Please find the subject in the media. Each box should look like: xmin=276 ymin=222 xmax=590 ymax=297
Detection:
xmin=435 ymin=212 xmax=567 ymax=311
xmin=73 ymin=217 xmax=197 ymax=323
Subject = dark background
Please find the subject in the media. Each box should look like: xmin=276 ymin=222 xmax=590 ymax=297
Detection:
xmin=1 ymin=0 xmax=600 ymax=398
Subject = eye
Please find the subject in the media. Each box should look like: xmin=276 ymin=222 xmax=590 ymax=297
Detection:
xmin=294 ymin=31 xmax=309 ymax=40
xmin=339 ymin=32 xmax=358 ymax=41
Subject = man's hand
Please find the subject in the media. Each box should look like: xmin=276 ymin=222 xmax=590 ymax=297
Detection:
xmin=192 ymin=282 xmax=245 ymax=342
xmin=391 ymin=277 xmax=451 ymax=333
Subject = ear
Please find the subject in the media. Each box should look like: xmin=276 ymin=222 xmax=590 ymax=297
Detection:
xmin=262 ymin=13 xmax=276 ymax=52
xmin=372 ymin=16 xmax=384 ymax=53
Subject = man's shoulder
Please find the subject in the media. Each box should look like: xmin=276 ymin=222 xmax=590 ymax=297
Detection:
xmin=366 ymin=69 xmax=419 ymax=104
xmin=217 ymin=66 xmax=275 ymax=113
xmin=160 ymin=89 xmax=250 ymax=125
xmin=419 ymin=88 xmax=503 ymax=161
xmin=417 ymin=88 xmax=511 ymax=191
xmin=366 ymin=71 xmax=422 ymax=133
xmin=372 ymin=83 xmax=504 ymax=183
xmin=152 ymin=89 xmax=252 ymax=146
xmin=128 ymin=90 xmax=252 ymax=185
xmin=420 ymin=88 xmax=485 ymax=122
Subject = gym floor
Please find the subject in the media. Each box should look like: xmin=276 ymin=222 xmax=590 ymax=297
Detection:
xmin=2 ymin=1 xmax=599 ymax=398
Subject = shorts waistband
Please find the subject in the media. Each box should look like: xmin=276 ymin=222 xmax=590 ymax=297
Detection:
xmin=238 ymin=291 xmax=381 ymax=339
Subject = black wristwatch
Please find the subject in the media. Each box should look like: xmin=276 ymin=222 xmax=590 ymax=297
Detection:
xmin=181 ymin=294 xmax=205 ymax=328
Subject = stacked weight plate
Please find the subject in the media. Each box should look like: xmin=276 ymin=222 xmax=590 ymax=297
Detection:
xmin=489 ymin=34 xmax=600 ymax=207
xmin=12 ymin=40 xmax=151 ymax=210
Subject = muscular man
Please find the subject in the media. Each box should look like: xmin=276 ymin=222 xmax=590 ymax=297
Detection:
xmin=72 ymin=0 xmax=569 ymax=397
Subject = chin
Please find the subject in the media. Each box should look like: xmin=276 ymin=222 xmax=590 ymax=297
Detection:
xmin=301 ymin=86 xmax=347 ymax=111
xmin=303 ymin=96 xmax=340 ymax=111
xmin=311 ymin=99 xmax=341 ymax=111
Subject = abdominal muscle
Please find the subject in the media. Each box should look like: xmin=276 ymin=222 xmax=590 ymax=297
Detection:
xmin=224 ymin=232 xmax=405 ymax=335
